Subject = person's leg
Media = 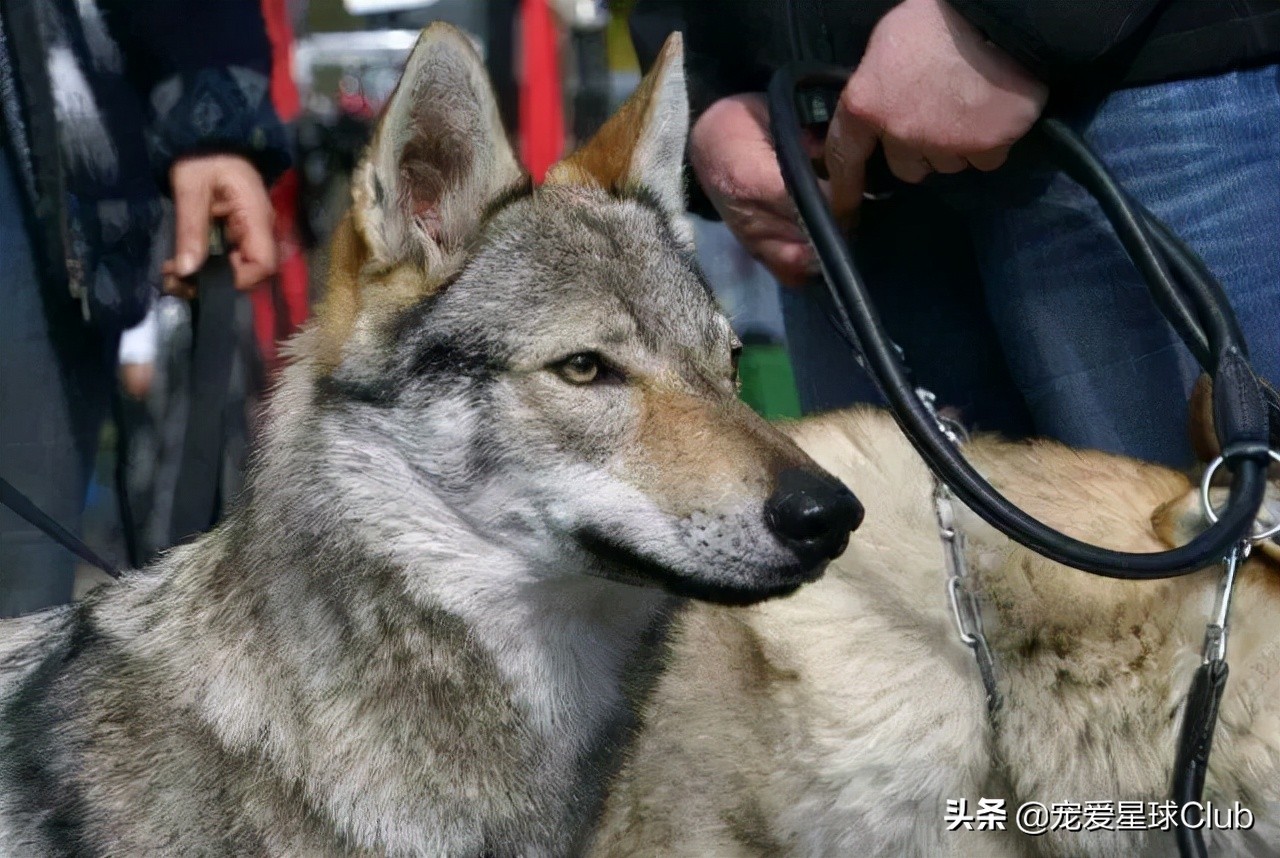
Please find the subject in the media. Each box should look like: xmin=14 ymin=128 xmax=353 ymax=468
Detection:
xmin=966 ymin=66 xmax=1280 ymax=467
xmin=0 ymin=147 xmax=113 ymax=617
xmin=780 ymin=282 xmax=882 ymax=414
xmin=783 ymin=188 xmax=1035 ymax=438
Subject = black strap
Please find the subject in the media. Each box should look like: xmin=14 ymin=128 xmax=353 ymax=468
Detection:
xmin=167 ymin=241 xmax=239 ymax=546
xmin=767 ymin=64 xmax=1270 ymax=580
xmin=1172 ymin=660 xmax=1229 ymax=858
xmin=0 ymin=475 xmax=120 ymax=578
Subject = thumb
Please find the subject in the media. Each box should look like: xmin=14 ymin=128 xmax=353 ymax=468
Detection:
xmin=170 ymin=169 xmax=215 ymax=278
xmin=824 ymin=105 xmax=879 ymax=224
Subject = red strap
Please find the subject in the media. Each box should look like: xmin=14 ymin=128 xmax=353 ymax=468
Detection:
xmin=257 ymin=0 xmax=308 ymax=377
xmin=260 ymin=0 xmax=301 ymax=122
xmin=519 ymin=0 xmax=565 ymax=183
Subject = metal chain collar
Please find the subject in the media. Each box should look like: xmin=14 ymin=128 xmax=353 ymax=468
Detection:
xmin=918 ymin=389 xmax=1001 ymax=714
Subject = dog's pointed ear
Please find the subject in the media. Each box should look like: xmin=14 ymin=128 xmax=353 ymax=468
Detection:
xmin=545 ymin=32 xmax=687 ymax=217
xmin=352 ymin=23 xmax=523 ymax=267
xmin=1152 ymin=481 xmax=1280 ymax=564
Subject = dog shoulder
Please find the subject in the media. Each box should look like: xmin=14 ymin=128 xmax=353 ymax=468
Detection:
xmin=0 ymin=607 xmax=78 ymax=705
xmin=0 ymin=606 xmax=91 ymax=852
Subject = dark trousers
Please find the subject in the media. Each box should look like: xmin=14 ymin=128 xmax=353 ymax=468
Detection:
xmin=0 ymin=146 xmax=114 ymax=617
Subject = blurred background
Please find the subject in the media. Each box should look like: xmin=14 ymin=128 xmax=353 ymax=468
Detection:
xmin=84 ymin=0 xmax=798 ymax=590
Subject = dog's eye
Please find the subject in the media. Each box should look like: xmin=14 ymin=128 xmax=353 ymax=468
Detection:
xmin=556 ymin=352 xmax=603 ymax=385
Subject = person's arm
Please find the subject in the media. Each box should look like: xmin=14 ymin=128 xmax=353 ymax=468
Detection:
xmin=946 ymin=0 xmax=1167 ymax=85
xmin=102 ymin=0 xmax=289 ymax=183
xmin=101 ymin=0 xmax=287 ymax=290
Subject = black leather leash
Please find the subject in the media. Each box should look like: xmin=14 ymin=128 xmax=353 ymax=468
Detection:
xmin=769 ymin=64 xmax=1275 ymax=858
xmin=768 ymin=64 xmax=1271 ymax=579
xmin=168 ymin=229 xmax=240 ymax=546
xmin=0 ymin=475 xmax=120 ymax=578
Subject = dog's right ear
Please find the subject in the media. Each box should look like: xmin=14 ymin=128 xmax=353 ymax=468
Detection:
xmin=544 ymin=33 xmax=688 ymax=228
xmin=351 ymin=23 xmax=523 ymax=269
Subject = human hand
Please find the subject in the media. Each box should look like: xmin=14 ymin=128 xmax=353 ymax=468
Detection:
xmin=164 ymin=154 xmax=277 ymax=297
xmin=689 ymin=93 xmax=828 ymax=287
xmin=119 ymin=362 xmax=156 ymax=401
xmin=824 ymin=0 xmax=1048 ymax=220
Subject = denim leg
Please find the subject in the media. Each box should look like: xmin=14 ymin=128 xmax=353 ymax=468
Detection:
xmin=0 ymin=147 xmax=112 ymax=617
xmin=783 ymin=188 xmax=1035 ymax=438
xmin=780 ymin=283 xmax=881 ymax=414
xmin=966 ymin=65 xmax=1280 ymax=466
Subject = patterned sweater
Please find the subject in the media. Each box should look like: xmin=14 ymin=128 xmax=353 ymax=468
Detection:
xmin=0 ymin=0 xmax=290 ymax=333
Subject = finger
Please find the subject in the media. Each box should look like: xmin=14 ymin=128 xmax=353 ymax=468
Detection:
xmin=223 ymin=190 xmax=278 ymax=290
xmin=163 ymin=272 xmax=196 ymax=301
xmin=229 ymin=248 xmax=274 ymax=290
xmin=881 ymin=138 xmax=932 ymax=184
xmin=825 ymin=106 xmax=878 ymax=221
xmin=755 ymin=238 xmax=818 ymax=288
xmin=965 ymin=146 xmax=1011 ymax=172
xmin=919 ymin=149 xmax=969 ymax=175
xmin=170 ymin=172 xmax=215 ymax=278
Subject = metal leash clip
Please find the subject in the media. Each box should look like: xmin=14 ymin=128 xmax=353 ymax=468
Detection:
xmin=1199 ymin=448 xmax=1280 ymax=544
xmin=1197 ymin=445 xmax=1278 ymax=665
xmin=1171 ymin=457 xmax=1274 ymax=855
xmin=1202 ymin=540 xmax=1248 ymax=666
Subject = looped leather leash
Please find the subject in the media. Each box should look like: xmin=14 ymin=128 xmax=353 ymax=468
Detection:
xmin=769 ymin=64 xmax=1276 ymax=858
xmin=768 ymin=64 xmax=1271 ymax=579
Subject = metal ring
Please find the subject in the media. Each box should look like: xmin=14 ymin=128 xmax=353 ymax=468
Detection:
xmin=1199 ymin=449 xmax=1280 ymax=542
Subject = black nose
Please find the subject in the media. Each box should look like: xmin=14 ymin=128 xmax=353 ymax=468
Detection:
xmin=765 ymin=468 xmax=864 ymax=564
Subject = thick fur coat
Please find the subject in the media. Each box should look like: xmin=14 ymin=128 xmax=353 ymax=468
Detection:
xmin=592 ymin=407 xmax=1280 ymax=858
xmin=0 ymin=26 xmax=859 ymax=856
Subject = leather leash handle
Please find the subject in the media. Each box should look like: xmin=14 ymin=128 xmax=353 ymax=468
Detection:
xmin=1024 ymin=120 xmax=1273 ymax=462
xmin=168 ymin=226 xmax=239 ymax=546
xmin=767 ymin=64 xmax=1270 ymax=579
xmin=1172 ymin=660 xmax=1228 ymax=858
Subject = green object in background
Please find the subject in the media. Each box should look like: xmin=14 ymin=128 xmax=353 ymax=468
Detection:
xmin=738 ymin=344 xmax=802 ymax=420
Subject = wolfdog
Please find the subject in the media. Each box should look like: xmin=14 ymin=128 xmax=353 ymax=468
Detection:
xmin=0 ymin=25 xmax=862 ymax=856
xmin=592 ymin=405 xmax=1280 ymax=858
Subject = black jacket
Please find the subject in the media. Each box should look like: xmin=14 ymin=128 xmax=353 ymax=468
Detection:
xmin=632 ymin=0 xmax=1280 ymax=117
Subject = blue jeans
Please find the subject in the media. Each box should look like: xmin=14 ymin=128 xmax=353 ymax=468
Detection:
xmin=785 ymin=65 xmax=1280 ymax=467
xmin=0 ymin=146 xmax=113 ymax=616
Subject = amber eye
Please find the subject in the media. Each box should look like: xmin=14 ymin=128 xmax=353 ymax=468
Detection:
xmin=557 ymin=352 xmax=602 ymax=385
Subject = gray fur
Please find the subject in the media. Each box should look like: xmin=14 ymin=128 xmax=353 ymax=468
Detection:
xmin=0 ymin=25 xmax=846 ymax=856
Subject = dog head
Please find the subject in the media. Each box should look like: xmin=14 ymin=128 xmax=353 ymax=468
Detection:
xmin=293 ymin=24 xmax=861 ymax=605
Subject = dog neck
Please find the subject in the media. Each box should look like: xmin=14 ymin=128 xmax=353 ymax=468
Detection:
xmin=107 ymin=391 xmax=677 ymax=853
